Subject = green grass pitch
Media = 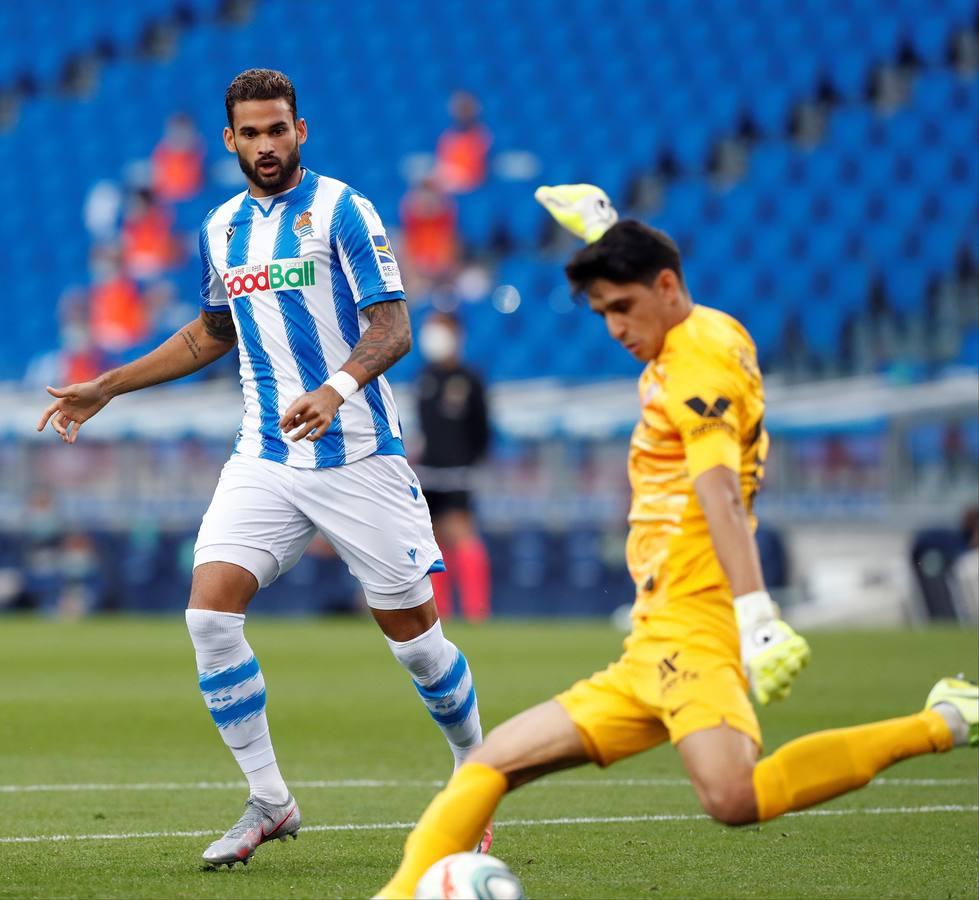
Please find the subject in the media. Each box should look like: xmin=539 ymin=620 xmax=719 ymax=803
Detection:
xmin=0 ymin=617 xmax=976 ymax=899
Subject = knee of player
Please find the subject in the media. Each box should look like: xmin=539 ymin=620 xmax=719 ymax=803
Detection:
xmin=465 ymin=736 xmax=523 ymax=789
xmin=698 ymin=777 xmax=758 ymax=826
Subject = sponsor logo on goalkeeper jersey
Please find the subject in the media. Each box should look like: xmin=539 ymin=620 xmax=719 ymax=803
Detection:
xmin=684 ymin=396 xmax=731 ymax=419
xmin=224 ymin=257 xmax=316 ymax=299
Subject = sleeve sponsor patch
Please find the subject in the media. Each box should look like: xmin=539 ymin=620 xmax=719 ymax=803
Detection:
xmin=684 ymin=396 xmax=731 ymax=419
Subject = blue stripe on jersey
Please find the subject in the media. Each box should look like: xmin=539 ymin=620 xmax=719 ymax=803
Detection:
xmin=274 ymin=173 xmax=342 ymax=467
xmin=227 ymin=197 xmax=288 ymax=462
xmin=333 ymin=187 xmax=387 ymax=303
xmin=199 ymin=206 xmax=229 ymax=311
xmin=236 ymin=299 xmax=289 ymax=463
xmin=374 ymin=436 xmax=406 ymax=457
xmin=329 ymin=188 xmax=395 ymax=450
xmin=359 ymin=289 xmax=406 ymax=309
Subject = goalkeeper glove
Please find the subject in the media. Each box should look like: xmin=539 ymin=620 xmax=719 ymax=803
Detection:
xmin=734 ymin=591 xmax=811 ymax=706
xmin=534 ymin=183 xmax=618 ymax=243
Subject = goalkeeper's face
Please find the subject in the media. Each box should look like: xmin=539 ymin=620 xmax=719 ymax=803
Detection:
xmin=224 ymin=98 xmax=307 ymax=196
xmin=587 ymin=271 xmax=687 ymax=362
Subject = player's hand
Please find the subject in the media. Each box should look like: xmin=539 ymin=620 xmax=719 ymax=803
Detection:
xmin=36 ymin=381 xmax=111 ymax=444
xmin=734 ymin=591 xmax=811 ymax=705
xmin=534 ymin=183 xmax=619 ymax=243
xmin=280 ymin=384 xmax=343 ymax=442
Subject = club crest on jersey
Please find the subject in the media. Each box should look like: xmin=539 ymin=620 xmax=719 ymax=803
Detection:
xmin=293 ymin=210 xmax=314 ymax=238
xmin=224 ymin=257 xmax=316 ymax=300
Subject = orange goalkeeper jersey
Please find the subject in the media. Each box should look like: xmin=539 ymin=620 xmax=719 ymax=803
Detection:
xmin=626 ymin=305 xmax=768 ymax=624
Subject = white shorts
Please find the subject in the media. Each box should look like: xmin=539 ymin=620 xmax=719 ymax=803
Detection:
xmin=194 ymin=453 xmax=443 ymax=610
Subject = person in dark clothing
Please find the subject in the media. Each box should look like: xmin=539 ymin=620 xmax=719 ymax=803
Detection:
xmin=415 ymin=311 xmax=491 ymax=620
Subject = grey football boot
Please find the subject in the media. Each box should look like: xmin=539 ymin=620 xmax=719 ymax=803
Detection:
xmin=202 ymin=794 xmax=301 ymax=868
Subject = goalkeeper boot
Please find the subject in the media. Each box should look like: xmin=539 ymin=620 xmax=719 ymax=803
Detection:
xmin=534 ymin=184 xmax=618 ymax=243
xmin=925 ymin=675 xmax=978 ymax=748
xmin=202 ymin=794 xmax=301 ymax=868
xmin=476 ymin=820 xmax=494 ymax=854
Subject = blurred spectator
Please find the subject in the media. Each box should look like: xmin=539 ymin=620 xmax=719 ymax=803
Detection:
xmin=152 ymin=113 xmax=205 ymax=203
xmin=89 ymin=247 xmax=149 ymax=352
xmin=951 ymin=505 xmax=979 ymax=623
xmin=83 ymin=179 xmax=123 ymax=241
xmin=121 ymin=188 xmax=181 ymax=280
xmin=435 ymin=91 xmax=492 ymax=194
xmin=415 ymin=311 xmax=492 ymax=620
xmin=399 ymin=174 xmax=459 ymax=292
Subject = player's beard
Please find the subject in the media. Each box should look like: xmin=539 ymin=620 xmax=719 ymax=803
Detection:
xmin=239 ymin=141 xmax=301 ymax=193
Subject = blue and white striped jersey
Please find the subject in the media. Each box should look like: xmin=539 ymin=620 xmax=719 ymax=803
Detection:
xmin=199 ymin=169 xmax=406 ymax=468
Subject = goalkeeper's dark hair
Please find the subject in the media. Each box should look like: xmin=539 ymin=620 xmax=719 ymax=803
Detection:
xmin=225 ymin=69 xmax=297 ymax=126
xmin=565 ymin=220 xmax=684 ymax=296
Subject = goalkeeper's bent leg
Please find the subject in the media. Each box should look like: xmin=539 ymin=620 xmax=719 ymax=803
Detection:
xmin=753 ymin=710 xmax=953 ymax=820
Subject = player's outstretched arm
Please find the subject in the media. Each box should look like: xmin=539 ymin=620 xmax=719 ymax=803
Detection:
xmin=695 ymin=465 xmax=811 ymax=705
xmin=36 ymin=310 xmax=237 ymax=444
xmin=280 ymin=300 xmax=411 ymax=443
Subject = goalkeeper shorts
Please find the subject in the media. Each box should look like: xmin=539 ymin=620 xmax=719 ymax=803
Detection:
xmin=555 ymin=625 xmax=761 ymax=766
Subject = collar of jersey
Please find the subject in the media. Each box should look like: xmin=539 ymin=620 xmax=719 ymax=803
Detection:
xmin=244 ymin=168 xmax=309 ymax=218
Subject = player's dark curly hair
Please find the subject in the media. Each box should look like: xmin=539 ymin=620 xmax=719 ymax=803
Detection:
xmin=565 ymin=220 xmax=684 ymax=295
xmin=225 ymin=68 xmax=297 ymax=126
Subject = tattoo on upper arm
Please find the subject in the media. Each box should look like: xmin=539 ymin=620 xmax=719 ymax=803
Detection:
xmin=347 ymin=301 xmax=411 ymax=381
xmin=201 ymin=310 xmax=237 ymax=343
xmin=180 ymin=329 xmax=202 ymax=360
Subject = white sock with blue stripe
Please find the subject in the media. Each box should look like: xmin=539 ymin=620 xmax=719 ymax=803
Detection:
xmin=386 ymin=620 xmax=483 ymax=767
xmin=185 ymin=609 xmax=289 ymax=805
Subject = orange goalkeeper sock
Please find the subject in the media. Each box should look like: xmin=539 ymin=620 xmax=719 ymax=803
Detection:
xmin=380 ymin=762 xmax=507 ymax=899
xmin=753 ymin=710 xmax=953 ymax=821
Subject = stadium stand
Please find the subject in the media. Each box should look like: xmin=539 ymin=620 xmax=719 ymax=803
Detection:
xmin=0 ymin=0 xmax=975 ymax=385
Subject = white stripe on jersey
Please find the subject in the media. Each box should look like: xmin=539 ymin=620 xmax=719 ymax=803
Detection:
xmin=198 ymin=169 xmax=406 ymax=469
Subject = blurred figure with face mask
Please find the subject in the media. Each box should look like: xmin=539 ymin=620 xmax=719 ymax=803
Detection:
xmin=415 ymin=311 xmax=492 ymax=620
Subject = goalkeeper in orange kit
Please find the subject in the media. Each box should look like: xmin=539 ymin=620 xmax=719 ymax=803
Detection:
xmin=376 ymin=185 xmax=978 ymax=898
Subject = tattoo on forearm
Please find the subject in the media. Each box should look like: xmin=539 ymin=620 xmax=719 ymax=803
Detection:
xmin=180 ymin=329 xmax=201 ymax=360
xmin=201 ymin=310 xmax=237 ymax=343
xmin=347 ymin=302 xmax=411 ymax=381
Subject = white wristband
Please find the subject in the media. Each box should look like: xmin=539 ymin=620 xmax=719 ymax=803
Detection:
xmin=324 ymin=371 xmax=359 ymax=402
xmin=733 ymin=590 xmax=778 ymax=630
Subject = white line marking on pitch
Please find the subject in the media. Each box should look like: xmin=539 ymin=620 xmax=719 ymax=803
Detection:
xmin=0 ymin=805 xmax=975 ymax=845
xmin=0 ymin=776 xmax=973 ymax=794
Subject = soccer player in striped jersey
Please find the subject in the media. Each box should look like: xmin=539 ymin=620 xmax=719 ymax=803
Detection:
xmin=37 ymin=69 xmax=488 ymax=867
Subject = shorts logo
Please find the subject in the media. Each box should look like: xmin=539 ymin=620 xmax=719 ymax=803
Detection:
xmin=223 ymin=257 xmax=316 ymax=300
xmin=293 ymin=210 xmax=314 ymax=238
xmin=658 ymin=652 xmax=680 ymax=680
xmin=684 ymin=396 xmax=731 ymax=419
xmin=658 ymin=651 xmax=699 ymax=694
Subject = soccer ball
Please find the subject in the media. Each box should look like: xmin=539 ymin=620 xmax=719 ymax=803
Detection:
xmin=415 ymin=852 xmax=525 ymax=899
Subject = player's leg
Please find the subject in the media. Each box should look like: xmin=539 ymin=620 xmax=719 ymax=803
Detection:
xmin=188 ymin=456 xmax=315 ymax=866
xmin=439 ymin=503 xmax=490 ymax=621
xmin=379 ymin=700 xmax=592 ymax=899
xmin=426 ymin=491 xmax=455 ymax=619
xmin=379 ymin=654 xmax=669 ymax=898
xmin=300 ymin=455 xmax=484 ymax=768
xmin=676 ymin=678 xmax=976 ymax=826
xmin=371 ymin=598 xmax=483 ymax=769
